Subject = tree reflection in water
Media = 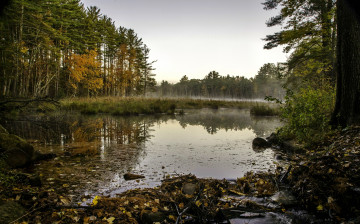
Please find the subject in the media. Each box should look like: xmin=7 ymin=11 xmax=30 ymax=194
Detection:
xmin=1 ymin=109 xmax=282 ymax=203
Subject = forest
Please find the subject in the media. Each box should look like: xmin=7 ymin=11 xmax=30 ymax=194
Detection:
xmin=156 ymin=63 xmax=285 ymax=99
xmin=0 ymin=0 xmax=156 ymax=98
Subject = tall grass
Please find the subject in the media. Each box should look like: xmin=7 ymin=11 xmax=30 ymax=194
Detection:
xmin=250 ymin=104 xmax=280 ymax=116
xmin=60 ymin=97 xmax=270 ymax=116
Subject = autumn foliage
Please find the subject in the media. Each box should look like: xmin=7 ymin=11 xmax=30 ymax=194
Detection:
xmin=67 ymin=50 xmax=103 ymax=95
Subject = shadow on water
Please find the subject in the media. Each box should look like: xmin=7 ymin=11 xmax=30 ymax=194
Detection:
xmin=1 ymin=108 xmax=282 ymax=204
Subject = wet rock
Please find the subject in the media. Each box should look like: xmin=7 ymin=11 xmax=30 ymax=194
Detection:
xmin=252 ymin=137 xmax=270 ymax=150
xmin=0 ymin=125 xmax=35 ymax=168
xmin=0 ymin=201 xmax=26 ymax=224
xmin=141 ymin=210 xmax=167 ymax=224
xmin=239 ymin=212 xmax=265 ymax=218
xmin=124 ymin=173 xmax=145 ymax=181
xmin=271 ymin=190 xmax=297 ymax=206
xmin=0 ymin=125 xmax=56 ymax=168
xmin=266 ymin=133 xmax=305 ymax=154
xmin=32 ymin=151 xmax=56 ymax=162
xmin=182 ymin=182 xmax=198 ymax=195
xmin=266 ymin=132 xmax=280 ymax=145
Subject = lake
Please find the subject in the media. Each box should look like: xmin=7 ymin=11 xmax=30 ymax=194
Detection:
xmin=2 ymin=108 xmax=282 ymax=204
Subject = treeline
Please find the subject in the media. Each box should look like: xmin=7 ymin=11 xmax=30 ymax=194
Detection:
xmin=157 ymin=63 xmax=285 ymax=100
xmin=0 ymin=0 xmax=156 ymax=98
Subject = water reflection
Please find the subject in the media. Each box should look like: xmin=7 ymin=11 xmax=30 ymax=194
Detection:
xmin=1 ymin=109 xmax=282 ymax=203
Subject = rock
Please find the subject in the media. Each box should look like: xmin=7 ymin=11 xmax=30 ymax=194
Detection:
xmin=266 ymin=132 xmax=280 ymax=145
xmin=123 ymin=173 xmax=145 ymax=181
xmin=0 ymin=125 xmax=55 ymax=168
xmin=141 ymin=210 xmax=167 ymax=224
xmin=0 ymin=128 xmax=35 ymax=168
xmin=266 ymin=132 xmax=305 ymax=154
xmin=32 ymin=151 xmax=56 ymax=162
xmin=252 ymin=137 xmax=270 ymax=150
xmin=239 ymin=212 xmax=265 ymax=218
xmin=0 ymin=201 xmax=26 ymax=224
xmin=271 ymin=190 xmax=297 ymax=206
xmin=182 ymin=182 xmax=198 ymax=195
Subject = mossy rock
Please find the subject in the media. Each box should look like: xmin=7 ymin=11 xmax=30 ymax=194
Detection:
xmin=0 ymin=201 xmax=26 ymax=224
xmin=0 ymin=125 xmax=34 ymax=168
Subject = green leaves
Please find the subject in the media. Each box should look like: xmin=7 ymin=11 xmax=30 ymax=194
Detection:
xmin=280 ymin=79 xmax=335 ymax=144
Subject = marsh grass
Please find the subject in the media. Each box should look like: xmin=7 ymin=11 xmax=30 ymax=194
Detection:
xmin=250 ymin=104 xmax=280 ymax=116
xmin=60 ymin=97 xmax=269 ymax=116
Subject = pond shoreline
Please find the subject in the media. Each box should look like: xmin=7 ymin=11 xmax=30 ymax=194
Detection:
xmin=2 ymin=110 xmax=359 ymax=223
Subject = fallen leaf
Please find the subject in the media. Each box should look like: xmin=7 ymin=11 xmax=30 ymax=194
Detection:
xmin=92 ymin=196 xmax=101 ymax=206
xmin=107 ymin=217 xmax=115 ymax=224
xmin=317 ymin=204 xmax=323 ymax=211
xmin=152 ymin=207 xmax=158 ymax=212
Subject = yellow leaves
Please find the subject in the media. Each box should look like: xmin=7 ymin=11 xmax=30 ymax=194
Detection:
xmin=316 ymin=204 xmax=323 ymax=211
xmin=83 ymin=216 xmax=97 ymax=224
xmin=59 ymin=196 xmax=71 ymax=206
xmin=328 ymin=197 xmax=334 ymax=204
xmin=195 ymin=200 xmax=202 ymax=207
xmin=152 ymin=207 xmax=158 ymax=212
xmin=103 ymin=217 xmax=115 ymax=224
xmin=92 ymin=195 xmax=101 ymax=206
xmin=67 ymin=50 xmax=103 ymax=93
xmin=168 ymin=215 xmax=176 ymax=221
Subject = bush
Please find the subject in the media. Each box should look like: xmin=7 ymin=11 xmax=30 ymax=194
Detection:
xmin=280 ymin=81 xmax=335 ymax=144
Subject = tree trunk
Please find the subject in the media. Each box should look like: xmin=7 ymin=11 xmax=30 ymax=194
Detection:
xmin=331 ymin=0 xmax=360 ymax=127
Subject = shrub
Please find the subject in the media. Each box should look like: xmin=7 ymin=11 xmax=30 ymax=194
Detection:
xmin=280 ymin=81 xmax=335 ymax=144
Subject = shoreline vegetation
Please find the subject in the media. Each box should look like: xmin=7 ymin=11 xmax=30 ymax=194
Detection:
xmin=59 ymin=97 xmax=280 ymax=116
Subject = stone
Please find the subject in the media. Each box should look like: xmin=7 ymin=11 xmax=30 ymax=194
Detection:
xmin=32 ymin=151 xmax=56 ymax=162
xmin=182 ymin=182 xmax=198 ymax=195
xmin=123 ymin=173 xmax=145 ymax=181
xmin=141 ymin=210 xmax=166 ymax=224
xmin=271 ymin=190 xmax=297 ymax=206
xmin=0 ymin=201 xmax=26 ymax=224
xmin=252 ymin=137 xmax=270 ymax=150
xmin=266 ymin=132 xmax=280 ymax=145
xmin=0 ymin=125 xmax=55 ymax=168
xmin=0 ymin=130 xmax=35 ymax=168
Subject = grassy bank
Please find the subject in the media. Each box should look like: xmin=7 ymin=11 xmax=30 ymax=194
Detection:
xmin=60 ymin=97 xmax=272 ymax=116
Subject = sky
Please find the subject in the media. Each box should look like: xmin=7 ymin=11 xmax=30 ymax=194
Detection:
xmin=81 ymin=0 xmax=287 ymax=83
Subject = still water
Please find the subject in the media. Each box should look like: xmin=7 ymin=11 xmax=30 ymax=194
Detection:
xmin=3 ymin=108 xmax=282 ymax=203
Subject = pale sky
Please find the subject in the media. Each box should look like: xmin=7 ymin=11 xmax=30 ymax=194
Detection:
xmin=81 ymin=0 xmax=287 ymax=83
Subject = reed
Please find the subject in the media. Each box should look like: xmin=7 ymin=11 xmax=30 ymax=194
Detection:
xmin=250 ymin=104 xmax=280 ymax=116
xmin=60 ymin=97 xmax=269 ymax=115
